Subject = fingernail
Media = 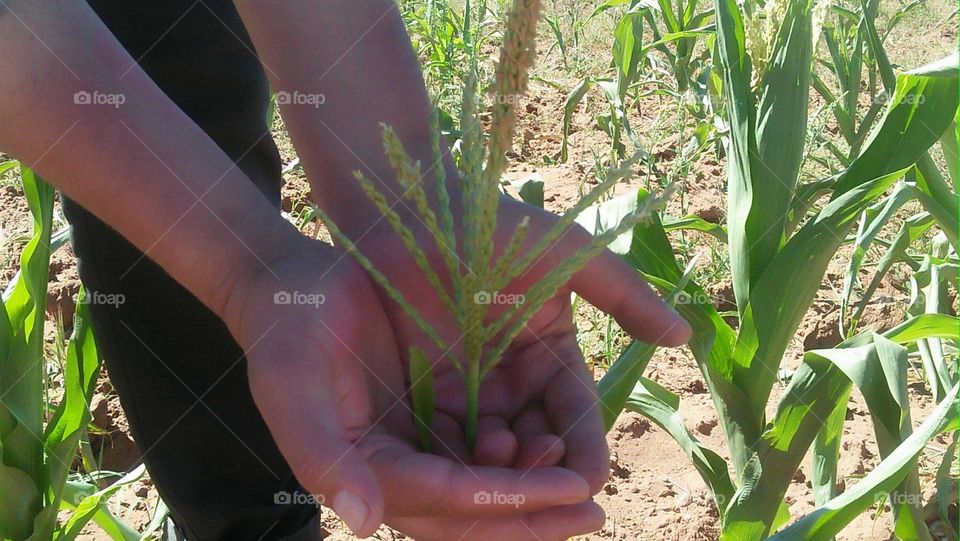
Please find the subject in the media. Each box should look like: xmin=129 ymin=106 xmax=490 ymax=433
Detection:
xmin=332 ymin=490 xmax=370 ymax=535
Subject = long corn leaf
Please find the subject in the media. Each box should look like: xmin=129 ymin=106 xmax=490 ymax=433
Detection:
xmin=724 ymin=316 xmax=958 ymax=540
xmin=768 ymin=384 xmax=958 ymax=541
xmin=625 ymin=377 xmax=735 ymax=515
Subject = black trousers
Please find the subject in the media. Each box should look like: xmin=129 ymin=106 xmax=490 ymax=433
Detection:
xmin=62 ymin=1 xmax=317 ymax=539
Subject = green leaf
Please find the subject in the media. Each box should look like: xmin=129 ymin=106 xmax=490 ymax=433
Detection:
xmin=561 ymin=77 xmax=603 ymax=162
xmin=733 ymin=167 xmax=906 ymax=448
xmin=590 ymin=189 xmax=750 ymax=475
xmin=28 ymin=295 xmax=103 ymax=541
xmin=714 ymin=0 xmax=757 ymax=312
xmin=908 ymin=257 xmax=957 ymax=402
xmin=0 ymin=463 xmax=41 ymax=540
xmin=598 ymin=259 xmax=695 ymax=430
xmin=721 ymin=357 xmax=851 ymax=541
xmin=46 ymin=298 xmax=101 ymax=448
xmin=840 ymin=183 xmax=914 ymax=335
xmin=934 ymin=433 xmax=958 ymax=539
xmin=662 ymin=214 xmax=727 ymax=242
xmin=746 ymin=0 xmax=816 ymax=292
xmin=912 ymin=161 xmax=959 ymax=251
xmin=883 ymin=314 xmax=958 ymax=344
xmin=560 ymin=74 xmax=643 ymax=162
xmin=408 ymin=346 xmax=435 ymax=453
xmin=589 ymin=0 xmax=633 ymax=20
xmin=0 ymin=167 xmax=55 ymax=534
xmin=625 ymin=377 xmax=735 ymax=515
xmin=613 ymin=10 xmax=646 ymax=97
xmin=939 ymin=119 xmax=958 ymax=187
xmin=811 ymin=386 xmax=849 ymax=509
xmin=846 ymin=213 xmax=934 ymax=333
xmin=768 ymin=384 xmax=958 ymax=541
xmin=56 ymin=465 xmax=145 ymax=541
xmin=505 ymin=174 xmax=545 ymax=208
xmin=599 ymin=340 xmax=656 ymax=430
xmin=724 ymin=318 xmax=956 ymax=540
xmin=834 ymin=58 xmax=958 ymax=196
xmin=733 ymin=56 xmax=959 ymax=442
xmin=0 ymin=160 xmax=19 ymax=178
xmin=821 ymin=335 xmax=929 ymax=539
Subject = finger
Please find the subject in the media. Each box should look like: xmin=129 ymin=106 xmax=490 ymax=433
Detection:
xmin=247 ymin=358 xmax=385 ymax=538
xmin=294 ymin=436 xmax=384 ymax=538
xmin=388 ymin=501 xmax=605 ymax=541
xmin=361 ymin=436 xmax=592 ymax=518
xmin=256 ymin=394 xmax=385 ymax=538
xmin=430 ymin=411 xmax=472 ymax=464
xmin=543 ymin=360 xmax=609 ymax=494
xmin=473 ymin=416 xmax=519 ymax=467
xmin=570 ymin=247 xmax=692 ymax=347
xmin=515 ymin=434 xmax=565 ymax=470
xmin=512 ymin=408 xmax=564 ymax=469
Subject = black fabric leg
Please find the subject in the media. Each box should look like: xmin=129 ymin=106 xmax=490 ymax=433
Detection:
xmin=63 ymin=1 xmax=318 ymax=538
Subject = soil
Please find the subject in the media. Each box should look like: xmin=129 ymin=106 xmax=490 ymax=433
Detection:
xmin=1 ymin=1 xmax=955 ymax=540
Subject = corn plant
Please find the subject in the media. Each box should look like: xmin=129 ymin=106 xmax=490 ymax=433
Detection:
xmin=830 ymin=3 xmax=960 ymax=339
xmin=589 ymin=0 xmax=959 ymax=538
xmin=0 ymin=165 xmax=140 ymax=541
xmin=560 ymin=0 xmax=718 ymax=162
xmin=319 ymin=0 xmax=672 ymax=449
xmin=543 ymin=6 xmax=586 ymax=72
xmin=809 ymin=2 xmax=956 ymax=340
xmin=401 ymin=0 xmax=495 ymax=125
xmin=595 ymin=0 xmax=716 ymax=94
xmin=560 ymin=1 xmax=653 ymax=162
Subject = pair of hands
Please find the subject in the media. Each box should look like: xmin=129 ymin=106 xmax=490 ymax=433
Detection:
xmin=223 ymin=197 xmax=691 ymax=540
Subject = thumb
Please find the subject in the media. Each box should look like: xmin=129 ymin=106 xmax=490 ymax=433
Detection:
xmin=292 ymin=434 xmax=385 ymax=538
xmin=570 ymin=247 xmax=692 ymax=347
xmin=247 ymin=358 xmax=386 ymax=538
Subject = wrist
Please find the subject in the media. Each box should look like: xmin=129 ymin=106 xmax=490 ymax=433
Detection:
xmin=212 ymin=217 xmax=314 ymax=332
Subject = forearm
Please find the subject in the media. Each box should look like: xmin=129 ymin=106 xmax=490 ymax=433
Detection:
xmin=0 ymin=1 xmax=304 ymax=316
xmin=233 ymin=0 xmax=459 ymax=237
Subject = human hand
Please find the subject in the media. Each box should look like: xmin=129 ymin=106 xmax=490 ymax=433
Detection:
xmin=222 ymin=237 xmax=609 ymax=540
xmin=354 ymin=197 xmax=692 ymax=538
